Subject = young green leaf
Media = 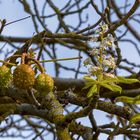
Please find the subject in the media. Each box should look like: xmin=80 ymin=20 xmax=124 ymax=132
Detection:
xmin=133 ymin=95 xmax=140 ymax=101
xmin=83 ymin=76 xmax=98 ymax=90
xmin=82 ymin=82 xmax=94 ymax=90
xmin=117 ymin=76 xmax=140 ymax=84
xmin=83 ymin=76 xmax=97 ymax=84
xmin=100 ymin=83 xmax=122 ymax=93
xmin=101 ymin=77 xmax=118 ymax=84
xmin=87 ymin=84 xmax=97 ymax=97
xmin=130 ymin=113 xmax=140 ymax=123
xmin=115 ymin=96 xmax=135 ymax=104
xmin=115 ymin=95 xmax=140 ymax=104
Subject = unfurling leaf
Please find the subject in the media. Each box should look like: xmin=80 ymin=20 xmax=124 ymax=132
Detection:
xmin=130 ymin=113 xmax=140 ymax=123
xmin=115 ymin=95 xmax=140 ymax=104
xmin=117 ymin=76 xmax=140 ymax=84
xmin=83 ymin=76 xmax=97 ymax=84
xmin=87 ymin=84 xmax=97 ymax=97
xmin=83 ymin=76 xmax=98 ymax=90
xmin=133 ymin=95 xmax=140 ymax=101
xmin=100 ymin=83 xmax=122 ymax=93
xmin=101 ymin=78 xmax=118 ymax=84
xmin=115 ymin=96 xmax=136 ymax=104
xmin=82 ymin=82 xmax=94 ymax=90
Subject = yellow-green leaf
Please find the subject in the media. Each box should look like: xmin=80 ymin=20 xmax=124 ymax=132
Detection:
xmin=115 ymin=96 xmax=135 ymax=104
xmin=134 ymin=95 xmax=140 ymax=101
xmin=100 ymin=83 xmax=122 ymax=93
xmin=82 ymin=82 xmax=94 ymax=90
xmin=117 ymin=76 xmax=140 ymax=84
xmin=101 ymin=78 xmax=118 ymax=84
xmin=83 ymin=76 xmax=97 ymax=83
xmin=115 ymin=95 xmax=140 ymax=104
xmin=115 ymin=96 xmax=133 ymax=103
xmin=87 ymin=84 xmax=97 ymax=97
xmin=130 ymin=113 xmax=140 ymax=123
